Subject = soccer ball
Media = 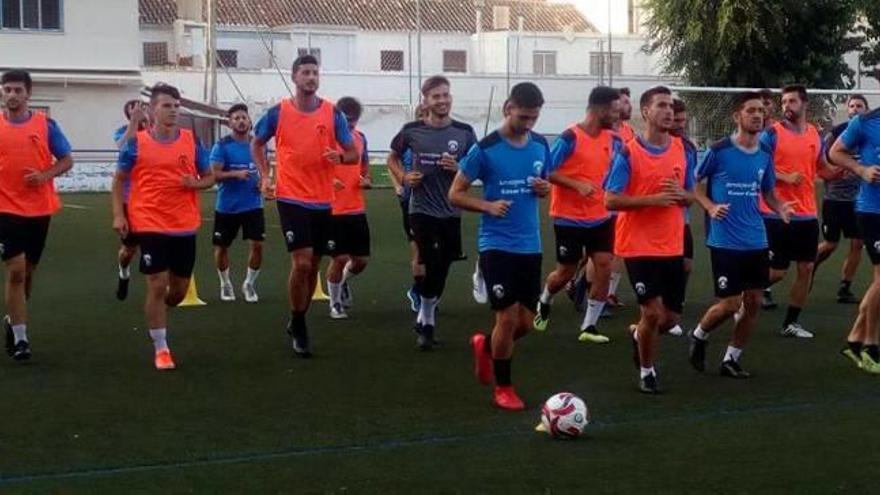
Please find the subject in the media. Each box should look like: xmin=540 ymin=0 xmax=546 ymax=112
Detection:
xmin=539 ymin=392 xmax=589 ymax=439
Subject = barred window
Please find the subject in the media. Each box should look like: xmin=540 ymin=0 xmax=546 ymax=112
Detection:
xmin=143 ymin=42 xmax=169 ymax=66
xmin=0 ymin=0 xmax=61 ymax=30
xmin=443 ymin=50 xmax=467 ymax=73
xmin=381 ymin=50 xmax=404 ymax=72
xmin=216 ymin=49 xmax=238 ymax=68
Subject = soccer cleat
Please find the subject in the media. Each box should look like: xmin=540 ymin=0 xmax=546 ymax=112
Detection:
xmin=666 ymin=325 xmax=684 ymax=337
xmin=688 ymin=332 xmax=707 ymax=372
xmin=840 ymin=348 xmax=863 ymax=369
xmin=533 ymin=301 xmax=552 ymax=332
xmin=329 ymin=303 xmax=349 ymax=320
xmin=416 ymin=324 xmax=435 ymax=351
xmin=286 ymin=320 xmax=312 ymax=358
xmin=629 ymin=324 xmax=640 ymax=370
xmin=472 ymin=270 xmax=488 ymax=304
xmin=836 ymin=289 xmax=859 ymax=305
xmin=340 ymin=281 xmax=353 ymax=308
xmin=761 ymin=289 xmax=777 ymax=310
xmin=241 ymin=282 xmax=259 ymax=303
xmin=220 ymin=283 xmax=235 ymax=302
xmin=407 ymin=286 xmax=420 ymax=313
xmin=861 ymin=351 xmax=880 ymax=375
xmin=578 ymin=325 xmax=610 ymax=344
xmin=470 ymin=333 xmax=494 ymax=385
xmin=116 ymin=276 xmax=130 ymax=301
xmin=720 ymin=359 xmax=751 ymax=379
xmin=4 ymin=315 xmax=13 ymax=357
xmin=154 ymin=349 xmax=175 ymax=370
xmin=639 ymin=373 xmax=660 ymax=394
xmin=11 ymin=340 xmax=31 ymax=361
xmin=493 ymin=385 xmax=525 ymax=410
xmin=780 ymin=323 xmax=814 ymax=339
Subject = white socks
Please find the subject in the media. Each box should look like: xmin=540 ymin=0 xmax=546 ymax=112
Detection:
xmin=608 ymin=272 xmax=622 ymax=296
xmin=119 ymin=263 xmax=131 ymax=280
xmin=581 ymin=299 xmax=605 ymax=330
xmin=342 ymin=263 xmax=355 ymax=284
xmin=724 ymin=346 xmax=743 ymax=363
xmin=693 ymin=326 xmax=709 ymax=341
xmin=640 ymin=366 xmax=655 ymax=378
xmin=328 ymin=281 xmax=342 ymax=306
xmin=539 ymin=285 xmax=553 ymax=305
xmin=418 ymin=296 xmax=438 ymax=326
xmin=218 ymin=269 xmax=232 ymax=286
xmin=149 ymin=328 xmax=168 ymax=352
xmin=245 ymin=267 xmax=260 ymax=285
xmin=12 ymin=324 xmax=27 ymax=344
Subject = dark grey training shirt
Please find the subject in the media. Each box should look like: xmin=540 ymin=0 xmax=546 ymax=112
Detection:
xmin=824 ymin=121 xmax=860 ymax=202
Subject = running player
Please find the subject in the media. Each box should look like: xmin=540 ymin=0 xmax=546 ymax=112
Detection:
xmin=112 ymin=84 xmax=214 ymax=370
xmin=604 ymin=85 xmax=696 ymax=394
xmin=667 ymin=97 xmax=693 ymax=336
xmin=688 ymin=92 xmax=794 ymax=378
xmin=813 ymin=95 xmax=869 ymax=304
xmin=759 ymin=88 xmax=780 ymax=308
xmin=252 ymin=54 xmax=358 ymax=358
xmin=113 ymin=99 xmax=149 ymax=301
xmin=210 ymin=104 xmax=264 ymax=303
xmin=533 ymin=86 xmax=621 ymax=344
xmin=616 ymin=87 xmax=636 ymax=143
xmin=451 ymin=82 xmax=550 ymax=410
xmin=1 ymin=69 xmax=74 ymax=361
xmin=829 ymin=98 xmax=880 ymax=373
xmin=760 ymin=85 xmax=842 ymax=338
xmin=388 ymin=76 xmax=478 ymax=350
xmin=326 ymin=96 xmax=372 ymax=319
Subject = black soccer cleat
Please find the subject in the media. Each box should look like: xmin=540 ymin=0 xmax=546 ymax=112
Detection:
xmin=12 ymin=340 xmax=31 ymax=361
xmin=639 ymin=373 xmax=660 ymax=394
xmin=836 ymin=289 xmax=859 ymax=305
xmin=688 ymin=332 xmax=707 ymax=372
xmin=116 ymin=276 xmax=130 ymax=301
xmin=286 ymin=320 xmax=312 ymax=358
xmin=720 ymin=360 xmax=751 ymax=379
xmin=761 ymin=289 xmax=777 ymax=310
xmin=416 ymin=324 xmax=435 ymax=351
xmin=4 ymin=316 xmax=13 ymax=357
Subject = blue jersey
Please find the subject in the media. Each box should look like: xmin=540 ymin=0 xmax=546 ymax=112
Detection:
xmin=839 ymin=109 xmax=880 ymax=214
xmin=400 ymin=149 xmax=413 ymax=202
xmin=695 ymin=137 xmax=776 ymax=250
xmin=210 ymin=136 xmax=263 ymax=214
xmin=459 ymin=130 xmax=550 ymax=255
xmin=113 ymin=125 xmax=132 ymax=202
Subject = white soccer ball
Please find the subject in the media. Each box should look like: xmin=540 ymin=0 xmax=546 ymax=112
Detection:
xmin=540 ymin=392 xmax=590 ymax=439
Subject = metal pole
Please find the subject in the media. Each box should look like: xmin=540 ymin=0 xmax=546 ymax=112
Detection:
xmin=408 ymin=31 xmax=413 ymax=107
xmin=416 ymin=0 xmax=422 ymax=85
xmin=208 ymin=0 xmax=217 ymax=106
xmin=607 ymin=0 xmax=613 ymax=86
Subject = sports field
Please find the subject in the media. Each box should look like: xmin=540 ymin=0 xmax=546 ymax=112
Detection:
xmin=1 ymin=190 xmax=878 ymax=493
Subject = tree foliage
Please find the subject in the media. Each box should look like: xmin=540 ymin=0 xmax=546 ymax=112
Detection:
xmin=857 ymin=0 xmax=880 ymax=82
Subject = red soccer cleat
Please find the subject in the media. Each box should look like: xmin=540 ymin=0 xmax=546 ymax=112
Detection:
xmin=493 ymin=385 xmax=525 ymax=411
xmin=470 ymin=333 xmax=494 ymax=385
xmin=154 ymin=349 xmax=176 ymax=371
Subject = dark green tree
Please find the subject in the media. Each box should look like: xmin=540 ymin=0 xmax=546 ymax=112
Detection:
xmin=857 ymin=0 xmax=880 ymax=82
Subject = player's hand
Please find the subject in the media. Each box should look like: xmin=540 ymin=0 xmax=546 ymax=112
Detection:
xmin=333 ymin=178 xmax=345 ymax=191
xmin=653 ymin=179 xmax=684 ymax=205
xmin=113 ymin=215 xmax=129 ymax=237
xmin=532 ymin=178 xmax=550 ymax=197
xmin=181 ymin=175 xmax=201 ymax=189
xmin=708 ymin=203 xmax=730 ymax=220
xmin=323 ymin=148 xmax=342 ymax=164
xmin=261 ymin=177 xmax=276 ymax=201
xmin=233 ymin=170 xmax=251 ymax=180
xmin=24 ymin=168 xmax=47 ymax=186
xmin=404 ymin=171 xmax=424 ymax=188
xmin=439 ymin=153 xmax=459 ymax=172
xmin=858 ymin=165 xmax=880 ymax=184
xmin=779 ymin=201 xmax=796 ymax=224
xmin=129 ymin=104 xmax=149 ymax=127
xmin=359 ymin=175 xmax=373 ymax=189
xmin=486 ymin=200 xmax=513 ymax=217
xmin=574 ymin=181 xmax=595 ymax=197
xmin=394 ymin=184 xmax=404 ymax=196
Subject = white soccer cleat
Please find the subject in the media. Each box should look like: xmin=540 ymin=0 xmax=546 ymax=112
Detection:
xmin=667 ymin=325 xmax=684 ymax=337
xmin=220 ymin=283 xmax=236 ymax=302
xmin=330 ymin=303 xmax=349 ymax=320
xmin=781 ymin=322 xmax=814 ymax=339
xmin=242 ymin=282 xmax=258 ymax=303
xmin=472 ymin=268 xmax=488 ymax=304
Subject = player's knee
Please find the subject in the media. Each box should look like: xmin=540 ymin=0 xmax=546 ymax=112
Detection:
xmin=6 ymin=267 xmax=26 ymax=285
xmin=641 ymin=301 xmax=664 ymax=326
xmin=292 ymin=257 xmax=313 ymax=274
xmin=250 ymin=241 xmax=263 ymax=254
xmin=719 ymin=296 xmax=742 ymax=315
xmin=350 ymin=257 xmax=368 ymax=273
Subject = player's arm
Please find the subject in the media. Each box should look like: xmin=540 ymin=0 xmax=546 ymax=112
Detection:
xmin=762 ymin=190 xmax=794 ymax=224
xmin=830 ymin=137 xmax=880 ymax=183
xmin=603 ymin=150 xmax=682 ymax=210
xmin=547 ymin=130 xmax=593 ymax=195
xmin=25 ymin=119 xmax=74 ymax=186
xmin=816 ymin=149 xmax=843 ymax=181
xmin=448 ymin=172 xmax=510 ymax=217
xmin=549 ymin=172 xmax=594 ymax=196
xmin=325 ymin=110 xmax=358 ymax=164
xmin=115 ymin=103 xmax=148 ymax=149
xmin=112 ymin=138 xmax=135 ymax=236
xmin=213 ymin=164 xmax=249 ymax=181
xmin=182 ymin=141 xmax=216 ymax=190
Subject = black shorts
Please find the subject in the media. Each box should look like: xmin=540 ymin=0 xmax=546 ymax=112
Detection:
xmin=858 ymin=213 xmax=880 ymax=265
xmin=212 ymin=208 xmax=266 ymax=247
xmin=710 ymin=247 xmax=770 ymax=298
xmin=0 ymin=214 xmax=51 ymax=264
xmin=409 ymin=214 xmax=461 ymax=264
xmin=553 ymin=218 xmax=614 ymax=264
xmin=121 ymin=204 xmax=139 ymax=248
xmin=277 ymin=201 xmax=332 ymax=254
xmin=764 ymin=218 xmax=819 ymax=270
xmin=329 ymin=213 xmax=371 ymax=257
xmin=624 ymin=256 xmax=686 ymax=313
xmin=399 ymin=197 xmax=414 ymax=242
xmin=822 ymin=200 xmax=860 ymax=242
xmin=479 ymin=250 xmax=542 ymax=311
xmin=684 ymin=224 xmax=694 ymax=260
xmin=137 ymin=233 xmax=196 ymax=277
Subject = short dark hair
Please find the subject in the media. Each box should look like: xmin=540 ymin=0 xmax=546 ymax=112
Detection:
xmin=848 ymin=93 xmax=869 ymax=109
xmin=758 ymin=88 xmax=774 ymax=100
xmin=588 ymin=86 xmax=620 ymax=108
xmin=150 ymin=84 xmax=181 ymax=101
xmin=1 ymin=70 xmax=32 ymax=92
xmin=781 ymin=84 xmax=808 ymax=102
xmin=672 ymin=98 xmax=687 ymax=113
xmin=733 ymin=91 xmax=764 ymax=112
xmin=336 ymin=96 xmax=362 ymax=121
xmin=292 ymin=54 xmax=320 ymax=73
xmin=640 ymin=85 xmax=672 ymax=109
xmin=227 ymin=103 xmax=249 ymax=117
xmin=508 ymin=82 xmax=544 ymax=108
xmin=618 ymin=87 xmax=631 ymax=97
xmin=421 ymin=75 xmax=450 ymax=96
xmin=123 ymin=99 xmax=141 ymax=119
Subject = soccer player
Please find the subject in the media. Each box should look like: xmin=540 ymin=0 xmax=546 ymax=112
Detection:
xmin=616 ymin=87 xmax=636 ymax=143
xmin=210 ymin=104 xmax=264 ymax=303
xmin=388 ymin=76 xmax=478 ymax=350
xmin=450 ymin=82 xmax=550 ymax=410
xmin=252 ymin=55 xmax=357 ymax=357
xmin=326 ymin=97 xmax=372 ymax=319
xmin=688 ymin=92 xmax=794 ymax=378
xmin=533 ymin=86 xmax=621 ymax=344
xmin=760 ymin=85 xmax=842 ymax=338
xmin=113 ymin=99 xmax=150 ymax=301
xmin=112 ymin=84 xmax=214 ymax=370
xmin=759 ymin=88 xmax=778 ymax=308
xmin=604 ymin=85 xmax=697 ymax=394
xmin=0 ymin=69 xmax=73 ymax=361
xmin=813 ymin=95 xmax=869 ymax=304
xmin=829 ymin=98 xmax=880 ymax=373
xmin=667 ymin=97 xmax=694 ymax=336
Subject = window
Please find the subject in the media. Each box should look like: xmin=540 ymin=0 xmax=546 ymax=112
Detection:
xmin=0 ymin=0 xmax=62 ymax=30
xmin=143 ymin=42 xmax=169 ymax=66
xmin=381 ymin=50 xmax=404 ymax=72
xmin=533 ymin=51 xmax=557 ymax=75
xmin=216 ymin=49 xmax=238 ymax=68
xmin=589 ymin=52 xmax=622 ymax=76
xmin=443 ymin=50 xmax=467 ymax=73
xmin=297 ymin=47 xmax=321 ymax=62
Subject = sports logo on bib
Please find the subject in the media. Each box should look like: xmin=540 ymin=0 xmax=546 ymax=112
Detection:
xmin=214 ymin=231 xmax=222 ymax=239
xmin=634 ymin=282 xmax=646 ymax=295
xmin=492 ymin=284 xmax=505 ymax=299
xmin=0 ymin=243 xmax=4 ymax=256
xmin=143 ymin=254 xmax=152 ymax=267
xmin=327 ymin=240 xmax=336 ymax=251
xmin=558 ymin=245 xmax=568 ymax=257
xmin=717 ymin=276 xmax=728 ymax=290
xmin=874 ymin=240 xmax=880 ymax=253
xmin=285 ymin=231 xmax=295 ymax=244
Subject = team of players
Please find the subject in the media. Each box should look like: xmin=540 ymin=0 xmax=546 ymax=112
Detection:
xmin=3 ymin=58 xmax=880 ymax=408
